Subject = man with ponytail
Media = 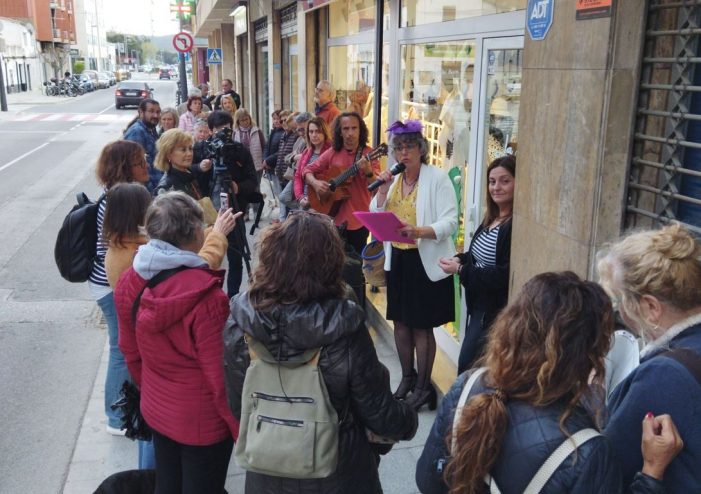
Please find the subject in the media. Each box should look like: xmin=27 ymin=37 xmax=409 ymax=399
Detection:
xmin=416 ymin=271 xmax=683 ymax=494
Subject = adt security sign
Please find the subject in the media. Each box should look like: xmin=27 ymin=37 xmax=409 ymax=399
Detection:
xmin=527 ymin=0 xmax=554 ymax=41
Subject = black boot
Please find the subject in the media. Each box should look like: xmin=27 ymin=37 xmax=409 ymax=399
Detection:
xmin=393 ymin=369 xmax=417 ymax=400
xmin=405 ymin=385 xmax=437 ymax=412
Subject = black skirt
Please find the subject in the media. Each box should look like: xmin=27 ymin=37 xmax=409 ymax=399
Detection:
xmin=386 ymin=248 xmax=455 ymax=328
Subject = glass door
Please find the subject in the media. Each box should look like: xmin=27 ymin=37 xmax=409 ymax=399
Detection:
xmin=465 ymin=36 xmax=523 ymax=242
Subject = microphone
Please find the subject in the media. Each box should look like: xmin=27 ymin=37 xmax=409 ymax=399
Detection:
xmin=368 ymin=162 xmax=406 ymax=192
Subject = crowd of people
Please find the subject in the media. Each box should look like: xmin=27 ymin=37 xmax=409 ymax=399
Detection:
xmin=83 ymin=76 xmax=701 ymax=493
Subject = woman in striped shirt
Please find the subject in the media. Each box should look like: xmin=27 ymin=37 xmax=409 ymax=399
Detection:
xmin=439 ymin=155 xmax=515 ymax=373
xmin=90 ymin=141 xmax=150 ymax=436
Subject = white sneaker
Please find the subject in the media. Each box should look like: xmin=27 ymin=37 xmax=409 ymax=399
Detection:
xmin=106 ymin=424 xmax=127 ymax=436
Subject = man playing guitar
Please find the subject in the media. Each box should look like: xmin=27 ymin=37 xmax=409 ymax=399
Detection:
xmin=304 ymin=111 xmax=381 ymax=255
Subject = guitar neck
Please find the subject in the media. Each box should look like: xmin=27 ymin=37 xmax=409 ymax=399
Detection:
xmin=330 ymin=162 xmax=362 ymax=187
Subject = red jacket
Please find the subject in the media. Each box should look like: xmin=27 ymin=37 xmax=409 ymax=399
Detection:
xmin=115 ymin=267 xmax=239 ymax=445
xmin=293 ymin=141 xmax=332 ymax=199
xmin=315 ymin=102 xmax=341 ymax=127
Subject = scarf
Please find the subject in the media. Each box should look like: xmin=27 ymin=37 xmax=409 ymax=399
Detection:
xmin=239 ymin=126 xmax=251 ymax=148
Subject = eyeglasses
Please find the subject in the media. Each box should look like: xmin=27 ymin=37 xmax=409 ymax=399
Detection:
xmin=392 ymin=143 xmax=418 ymax=152
xmin=296 ymin=127 xmax=306 ymax=134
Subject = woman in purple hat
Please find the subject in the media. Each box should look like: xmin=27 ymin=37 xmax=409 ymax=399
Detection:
xmin=370 ymin=120 xmax=458 ymax=412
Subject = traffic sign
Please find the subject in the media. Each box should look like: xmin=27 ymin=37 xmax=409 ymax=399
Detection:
xmin=172 ymin=31 xmax=194 ymax=53
xmin=526 ymin=0 xmax=554 ymax=41
xmin=207 ymin=48 xmax=223 ymax=65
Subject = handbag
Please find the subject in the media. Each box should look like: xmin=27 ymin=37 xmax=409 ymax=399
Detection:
xmin=197 ymin=197 xmax=219 ymax=226
xmin=283 ymin=163 xmax=296 ymax=182
xmin=361 ymin=241 xmax=386 ymax=287
xmin=111 ymin=380 xmax=152 ymax=441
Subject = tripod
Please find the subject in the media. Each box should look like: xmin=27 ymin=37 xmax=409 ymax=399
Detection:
xmin=211 ymin=158 xmax=252 ymax=278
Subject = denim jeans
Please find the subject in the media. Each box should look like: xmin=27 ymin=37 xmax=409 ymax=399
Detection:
xmin=279 ymin=180 xmax=299 ymax=213
xmin=139 ymin=438 xmax=156 ymax=469
xmin=97 ymin=291 xmax=131 ymax=429
xmin=267 ymin=173 xmax=286 ymax=220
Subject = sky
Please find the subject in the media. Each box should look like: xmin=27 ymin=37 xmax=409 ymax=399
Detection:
xmin=103 ymin=0 xmax=180 ymax=36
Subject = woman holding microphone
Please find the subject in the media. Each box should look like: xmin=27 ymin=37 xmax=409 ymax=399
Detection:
xmin=370 ymin=120 xmax=458 ymax=411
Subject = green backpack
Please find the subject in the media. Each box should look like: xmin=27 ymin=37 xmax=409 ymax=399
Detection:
xmin=234 ymin=336 xmax=339 ymax=479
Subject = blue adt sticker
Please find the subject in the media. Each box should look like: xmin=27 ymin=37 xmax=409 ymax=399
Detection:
xmin=526 ymin=0 xmax=554 ymax=41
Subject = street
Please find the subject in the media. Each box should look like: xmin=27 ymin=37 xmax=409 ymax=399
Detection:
xmin=0 ymin=75 xmax=176 ymax=494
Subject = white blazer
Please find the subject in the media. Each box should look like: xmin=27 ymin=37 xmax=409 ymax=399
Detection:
xmin=369 ymin=164 xmax=458 ymax=281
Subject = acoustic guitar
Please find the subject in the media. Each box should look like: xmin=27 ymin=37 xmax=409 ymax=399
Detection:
xmin=308 ymin=143 xmax=388 ymax=216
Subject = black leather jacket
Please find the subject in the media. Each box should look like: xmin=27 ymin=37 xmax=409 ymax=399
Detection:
xmin=416 ymin=370 xmax=667 ymax=494
xmin=153 ymin=167 xmax=201 ymax=199
xmin=223 ymin=294 xmax=418 ymax=494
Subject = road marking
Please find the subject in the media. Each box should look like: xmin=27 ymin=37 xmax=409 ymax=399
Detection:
xmin=0 ymin=130 xmax=64 ymax=133
xmin=0 ymin=143 xmax=50 ymax=172
xmin=98 ymin=103 xmax=115 ymax=114
xmin=5 ymin=112 xmax=133 ymax=123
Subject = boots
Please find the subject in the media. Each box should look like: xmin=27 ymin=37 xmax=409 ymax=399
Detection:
xmin=393 ymin=369 xmax=417 ymax=400
xmin=405 ymin=385 xmax=437 ymax=412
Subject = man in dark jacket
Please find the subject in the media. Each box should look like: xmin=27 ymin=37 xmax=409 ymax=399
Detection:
xmin=124 ymin=98 xmax=161 ymax=192
xmin=193 ymin=110 xmax=257 ymax=296
xmin=212 ymin=78 xmax=242 ymax=111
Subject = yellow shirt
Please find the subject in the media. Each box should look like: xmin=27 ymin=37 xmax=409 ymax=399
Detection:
xmin=386 ymin=175 xmax=419 ymax=250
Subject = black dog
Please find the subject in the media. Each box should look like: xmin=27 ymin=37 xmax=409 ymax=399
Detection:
xmin=93 ymin=469 xmax=156 ymax=494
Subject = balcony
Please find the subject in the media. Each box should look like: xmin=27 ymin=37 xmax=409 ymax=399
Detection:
xmin=52 ymin=28 xmax=61 ymax=41
xmin=49 ymin=1 xmax=58 ymax=8
xmin=67 ymin=1 xmax=73 ymax=13
xmin=195 ymin=0 xmax=234 ymax=37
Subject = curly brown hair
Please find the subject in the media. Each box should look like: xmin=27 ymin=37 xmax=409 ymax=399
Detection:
xmin=445 ymin=271 xmax=614 ymax=494
xmin=248 ymin=211 xmax=346 ymax=311
xmin=95 ymin=140 xmax=146 ymax=189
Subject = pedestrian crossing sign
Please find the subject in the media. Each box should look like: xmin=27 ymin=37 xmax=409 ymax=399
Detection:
xmin=207 ymin=48 xmax=223 ymax=65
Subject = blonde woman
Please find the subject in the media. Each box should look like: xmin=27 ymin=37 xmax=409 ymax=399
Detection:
xmin=158 ymin=107 xmax=179 ymax=137
xmin=234 ymin=108 xmax=265 ymax=181
xmin=599 ymin=223 xmax=701 ymax=491
xmin=153 ymin=128 xmax=202 ymax=199
xmin=220 ymin=94 xmax=237 ymax=119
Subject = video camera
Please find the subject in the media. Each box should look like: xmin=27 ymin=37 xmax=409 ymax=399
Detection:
xmin=203 ymin=127 xmax=237 ymax=174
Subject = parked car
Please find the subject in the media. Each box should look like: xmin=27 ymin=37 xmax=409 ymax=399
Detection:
xmin=115 ymin=81 xmax=154 ymax=109
xmin=96 ymin=72 xmax=110 ymax=89
xmin=115 ymin=68 xmax=131 ymax=82
xmin=102 ymin=71 xmax=116 ymax=86
xmin=82 ymin=70 xmax=100 ymax=89
xmin=73 ymin=74 xmax=94 ymax=92
xmin=159 ymin=68 xmax=170 ymax=80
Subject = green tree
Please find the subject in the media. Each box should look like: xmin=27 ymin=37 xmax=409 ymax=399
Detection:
xmin=72 ymin=60 xmax=85 ymax=74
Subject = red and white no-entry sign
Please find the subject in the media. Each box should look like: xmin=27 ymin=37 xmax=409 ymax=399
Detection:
xmin=172 ymin=32 xmax=194 ymax=53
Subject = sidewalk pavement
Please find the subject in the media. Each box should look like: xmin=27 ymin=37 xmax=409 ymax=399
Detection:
xmin=0 ymin=89 xmax=74 ymax=120
xmin=62 ymin=221 xmax=437 ymax=494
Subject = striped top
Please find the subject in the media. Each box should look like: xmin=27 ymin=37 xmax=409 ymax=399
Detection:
xmin=88 ymin=198 xmax=109 ymax=287
xmin=471 ymin=225 xmax=500 ymax=268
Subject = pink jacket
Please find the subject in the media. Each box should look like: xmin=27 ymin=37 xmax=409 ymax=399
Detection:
xmin=115 ymin=267 xmax=239 ymax=445
xmin=235 ymin=126 xmax=265 ymax=172
xmin=294 ymin=141 xmax=332 ymax=199
xmin=178 ymin=111 xmax=199 ymax=134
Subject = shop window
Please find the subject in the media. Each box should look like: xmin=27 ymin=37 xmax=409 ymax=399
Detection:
xmin=329 ymin=0 xmax=376 ymax=38
xmin=281 ymin=35 xmax=298 ymax=110
xmin=400 ymin=0 xmax=525 ymax=28
xmin=328 ymin=44 xmax=375 ymax=118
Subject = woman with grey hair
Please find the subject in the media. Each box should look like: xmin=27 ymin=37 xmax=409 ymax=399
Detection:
xmin=370 ymin=120 xmax=458 ymax=412
xmin=114 ymin=191 xmax=242 ymax=493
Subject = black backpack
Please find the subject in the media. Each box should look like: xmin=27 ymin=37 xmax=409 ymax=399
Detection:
xmin=54 ymin=192 xmax=105 ymax=282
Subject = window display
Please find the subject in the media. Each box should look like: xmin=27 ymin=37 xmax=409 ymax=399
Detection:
xmin=401 ymin=0 xmax=525 ymax=28
xmin=329 ymin=0 xmax=376 ymax=38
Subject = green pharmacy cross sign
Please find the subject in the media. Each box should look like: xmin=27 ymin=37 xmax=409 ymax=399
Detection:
xmin=170 ymin=0 xmax=195 ymax=19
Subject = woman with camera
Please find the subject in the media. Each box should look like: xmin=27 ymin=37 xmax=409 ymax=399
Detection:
xmin=115 ymin=192 xmax=241 ymax=494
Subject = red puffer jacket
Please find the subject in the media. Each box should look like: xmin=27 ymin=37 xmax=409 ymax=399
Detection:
xmin=115 ymin=267 xmax=239 ymax=445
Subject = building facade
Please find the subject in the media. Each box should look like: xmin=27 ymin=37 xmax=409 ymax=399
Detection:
xmin=0 ymin=16 xmax=43 ymax=93
xmin=0 ymin=0 xmax=77 ymax=82
xmin=194 ymin=0 xmax=701 ymax=376
xmin=72 ymin=0 xmax=110 ymax=72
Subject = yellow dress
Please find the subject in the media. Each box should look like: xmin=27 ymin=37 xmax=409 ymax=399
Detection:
xmin=386 ymin=175 xmax=419 ymax=250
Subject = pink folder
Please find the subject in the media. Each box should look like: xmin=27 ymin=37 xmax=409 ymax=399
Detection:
xmin=353 ymin=211 xmax=416 ymax=244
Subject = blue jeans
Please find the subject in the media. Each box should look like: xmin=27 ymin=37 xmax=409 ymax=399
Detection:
xmin=97 ymin=292 xmax=132 ymax=429
xmin=267 ymin=173 xmax=286 ymax=220
xmin=139 ymin=439 xmax=156 ymax=469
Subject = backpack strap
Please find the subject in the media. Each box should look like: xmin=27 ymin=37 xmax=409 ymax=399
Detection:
xmin=661 ymin=348 xmax=701 ymax=387
xmin=451 ymin=367 xmax=487 ymax=453
xmin=520 ymin=428 xmax=601 ymax=493
xmin=130 ymin=266 xmax=191 ymax=324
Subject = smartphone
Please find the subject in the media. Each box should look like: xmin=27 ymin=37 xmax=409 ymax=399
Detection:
xmin=220 ymin=192 xmax=229 ymax=211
